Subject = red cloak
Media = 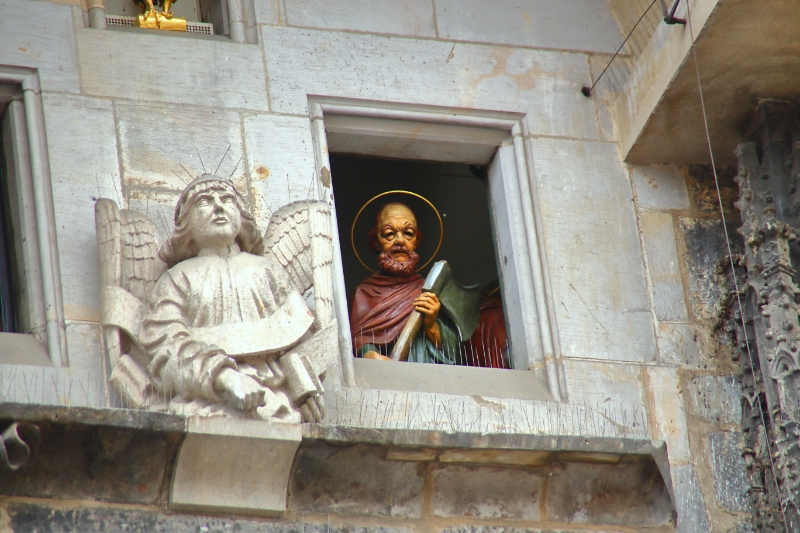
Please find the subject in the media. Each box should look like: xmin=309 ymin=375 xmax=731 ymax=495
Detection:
xmin=461 ymin=296 xmax=510 ymax=369
xmin=350 ymin=272 xmax=424 ymax=351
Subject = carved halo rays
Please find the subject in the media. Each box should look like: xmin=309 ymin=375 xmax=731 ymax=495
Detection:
xmin=350 ymin=190 xmax=443 ymax=273
xmin=173 ymin=147 xmax=240 ymax=184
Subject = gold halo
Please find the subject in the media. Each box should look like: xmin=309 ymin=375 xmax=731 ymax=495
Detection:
xmin=351 ymin=190 xmax=443 ymax=273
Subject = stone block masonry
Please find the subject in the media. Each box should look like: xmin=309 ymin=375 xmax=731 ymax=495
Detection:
xmin=630 ymin=162 xmax=750 ymax=532
xmin=0 ymin=0 xmax=751 ymax=530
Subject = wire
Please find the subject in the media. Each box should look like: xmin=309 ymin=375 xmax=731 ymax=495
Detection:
xmin=684 ymin=0 xmax=789 ymax=526
xmin=583 ymin=0 xmax=658 ymax=96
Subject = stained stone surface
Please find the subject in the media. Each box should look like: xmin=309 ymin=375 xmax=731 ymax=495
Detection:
xmin=531 ymin=137 xmax=656 ymax=362
xmin=640 ymin=212 xmax=688 ymax=322
xmin=708 ymin=432 xmax=750 ymax=512
xmin=687 ymin=375 xmax=742 ymax=424
xmin=633 ymin=164 xmax=690 ymax=210
xmin=283 ymin=0 xmax=437 ymax=37
xmin=434 ymin=0 xmax=621 ymax=53
xmin=289 ymin=441 xmax=424 ymax=518
xmin=687 ymin=165 xmax=739 ymax=215
xmin=5 ymin=503 xmax=416 ymax=533
xmin=672 ymin=464 xmax=711 ymax=533
xmin=0 ymin=421 xmax=180 ymax=504
xmin=42 ymin=92 xmax=121 ymax=321
xmin=77 ymin=27 xmax=269 ymax=111
xmin=656 ymin=322 xmax=706 ymax=367
xmin=438 ymin=528 xmax=624 ymax=533
xmin=679 ymin=217 xmax=740 ymax=323
xmin=430 ymin=464 xmax=544 ymax=520
xmin=4 ymin=503 xmax=639 ymax=533
xmin=0 ymin=0 xmax=80 ymax=93
xmin=734 ymin=521 xmax=756 ymax=533
xmin=545 ymin=460 xmax=673 ymax=526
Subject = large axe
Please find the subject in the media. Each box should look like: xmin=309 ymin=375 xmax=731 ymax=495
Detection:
xmin=390 ymin=260 xmax=481 ymax=361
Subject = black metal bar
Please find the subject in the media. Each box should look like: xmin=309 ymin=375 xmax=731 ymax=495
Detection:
xmin=660 ymin=0 xmax=686 ymax=25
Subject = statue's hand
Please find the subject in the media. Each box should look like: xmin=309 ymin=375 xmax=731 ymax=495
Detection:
xmin=216 ymin=368 xmax=266 ymax=411
xmin=414 ymin=292 xmax=442 ymax=348
xmin=414 ymin=292 xmax=441 ymax=324
xmin=299 ymin=395 xmax=326 ymax=423
xmin=363 ymin=350 xmax=391 ymax=361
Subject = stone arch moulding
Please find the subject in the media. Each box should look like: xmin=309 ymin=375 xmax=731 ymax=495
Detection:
xmin=307 ymin=96 xmax=564 ymax=402
xmin=0 ymin=66 xmax=67 ymax=367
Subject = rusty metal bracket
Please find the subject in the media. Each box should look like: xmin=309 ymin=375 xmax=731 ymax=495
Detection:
xmin=660 ymin=0 xmax=686 ymax=25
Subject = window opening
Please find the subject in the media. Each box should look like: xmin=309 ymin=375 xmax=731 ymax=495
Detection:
xmin=0 ymin=113 xmax=19 ymax=333
xmin=330 ymin=154 xmax=512 ymax=369
xmin=104 ymin=0 xmax=221 ymax=35
xmin=0 ymin=70 xmax=67 ymax=367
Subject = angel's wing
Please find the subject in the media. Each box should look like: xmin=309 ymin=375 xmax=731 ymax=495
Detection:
xmin=264 ymin=201 xmax=334 ymax=329
xmin=119 ymin=209 xmax=167 ymax=302
xmin=95 ymin=199 xmax=166 ymax=408
xmin=95 ymin=199 xmax=122 ymax=289
xmin=95 ymin=199 xmax=167 ymax=302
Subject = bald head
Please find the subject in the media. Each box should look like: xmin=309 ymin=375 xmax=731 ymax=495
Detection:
xmin=376 ymin=203 xmax=417 ymax=230
xmin=366 ymin=202 xmax=423 ymax=275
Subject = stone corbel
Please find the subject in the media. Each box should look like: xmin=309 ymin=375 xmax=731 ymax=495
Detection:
xmin=87 ymin=0 xmax=107 ymax=29
xmin=170 ymin=417 xmax=302 ymax=515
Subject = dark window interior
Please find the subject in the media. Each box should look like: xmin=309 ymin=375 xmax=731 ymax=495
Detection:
xmin=330 ymin=154 xmax=511 ymax=368
xmin=0 ymin=105 xmax=18 ymax=333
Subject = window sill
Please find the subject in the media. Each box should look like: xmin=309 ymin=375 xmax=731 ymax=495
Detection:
xmin=105 ymin=24 xmax=233 ymax=42
xmin=0 ymin=332 xmax=52 ymax=366
xmin=352 ymin=358 xmax=553 ymax=401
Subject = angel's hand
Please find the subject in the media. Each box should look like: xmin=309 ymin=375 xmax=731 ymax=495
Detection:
xmin=299 ymin=394 xmax=326 ymax=423
xmin=216 ymin=368 xmax=266 ymax=411
xmin=363 ymin=350 xmax=391 ymax=361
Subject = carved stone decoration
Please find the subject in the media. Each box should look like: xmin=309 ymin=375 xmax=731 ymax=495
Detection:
xmin=730 ymin=102 xmax=800 ymax=532
xmin=95 ymin=174 xmax=338 ymax=423
xmin=0 ymin=422 xmax=40 ymax=471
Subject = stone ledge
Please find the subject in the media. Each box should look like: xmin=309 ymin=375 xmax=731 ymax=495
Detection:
xmin=305 ymin=424 xmax=675 ymax=509
xmin=0 ymin=402 xmax=186 ymax=433
xmin=0 ymin=403 xmax=676 ymax=522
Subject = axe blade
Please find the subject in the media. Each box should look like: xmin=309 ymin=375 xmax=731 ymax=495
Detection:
xmin=434 ymin=263 xmax=481 ymax=341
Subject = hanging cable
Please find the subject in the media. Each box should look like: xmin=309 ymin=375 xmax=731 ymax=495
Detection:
xmin=581 ymin=0 xmax=658 ymax=97
xmin=684 ymin=0 xmax=789 ymax=527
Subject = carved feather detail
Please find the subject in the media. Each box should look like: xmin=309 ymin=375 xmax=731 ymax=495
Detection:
xmin=264 ymin=200 xmax=334 ymax=329
xmin=95 ymin=198 xmax=166 ymax=408
xmin=119 ymin=209 xmax=167 ymax=303
xmin=95 ymin=199 xmax=167 ymax=303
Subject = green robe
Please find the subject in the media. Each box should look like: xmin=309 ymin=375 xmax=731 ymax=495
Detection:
xmin=356 ymin=314 xmax=462 ymax=364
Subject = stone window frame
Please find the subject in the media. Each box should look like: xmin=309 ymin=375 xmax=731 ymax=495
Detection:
xmin=0 ymin=66 xmax=67 ymax=367
xmin=308 ymin=96 xmax=564 ymax=402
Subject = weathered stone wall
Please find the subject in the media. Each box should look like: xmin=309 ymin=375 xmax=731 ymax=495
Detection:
xmin=632 ymin=163 xmax=751 ymax=532
xmin=0 ymin=0 xmax=753 ymax=531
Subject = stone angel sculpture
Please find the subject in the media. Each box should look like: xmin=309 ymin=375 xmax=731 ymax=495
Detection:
xmin=95 ymin=174 xmax=338 ymax=423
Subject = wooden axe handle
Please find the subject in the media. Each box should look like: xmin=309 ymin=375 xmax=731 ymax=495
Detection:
xmin=390 ymin=310 xmax=424 ymax=361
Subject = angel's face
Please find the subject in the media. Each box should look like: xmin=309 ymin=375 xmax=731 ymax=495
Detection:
xmin=188 ymin=188 xmax=242 ymax=250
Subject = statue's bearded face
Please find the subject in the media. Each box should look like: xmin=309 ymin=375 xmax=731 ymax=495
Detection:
xmin=187 ymin=188 xmax=242 ymax=250
xmin=375 ymin=204 xmax=420 ymax=276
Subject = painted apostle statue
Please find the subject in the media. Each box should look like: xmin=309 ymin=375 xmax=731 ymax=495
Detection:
xmin=349 ymin=203 xmax=462 ymax=364
xmin=96 ymin=174 xmax=338 ymax=422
